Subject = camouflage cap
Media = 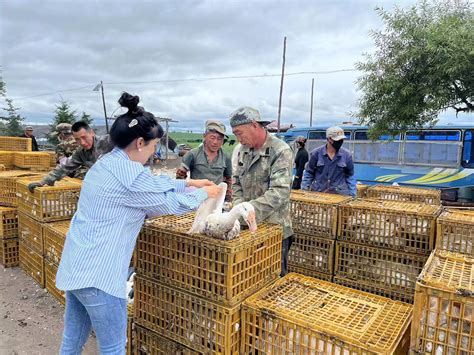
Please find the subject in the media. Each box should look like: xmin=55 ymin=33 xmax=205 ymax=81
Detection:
xmin=24 ymin=126 xmax=33 ymax=131
xmin=229 ymin=106 xmax=271 ymax=128
xmin=56 ymin=123 xmax=72 ymax=134
xmin=205 ymin=120 xmax=228 ymax=138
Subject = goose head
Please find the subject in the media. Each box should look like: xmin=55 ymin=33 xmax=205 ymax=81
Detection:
xmin=238 ymin=202 xmax=257 ymax=233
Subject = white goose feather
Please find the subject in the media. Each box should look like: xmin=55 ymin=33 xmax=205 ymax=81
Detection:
xmin=188 ymin=182 xmax=257 ymax=240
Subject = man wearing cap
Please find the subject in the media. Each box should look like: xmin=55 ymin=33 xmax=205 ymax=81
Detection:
xmin=20 ymin=126 xmax=39 ymax=151
xmin=176 ymin=120 xmax=233 ymax=201
xmin=301 ymin=126 xmax=356 ymax=197
xmin=230 ymin=107 xmax=293 ymax=276
xmin=55 ymin=123 xmax=77 ymax=163
xmin=27 ymin=121 xmax=113 ymax=192
xmin=292 ymin=136 xmax=309 ymax=190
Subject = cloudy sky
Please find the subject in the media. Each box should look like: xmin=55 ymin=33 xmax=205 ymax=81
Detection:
xmin=1 ymin=0 xmax=469 ymax=132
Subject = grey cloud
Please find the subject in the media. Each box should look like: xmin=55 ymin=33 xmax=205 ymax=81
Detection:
xmin=2 ymin=0 xmax=427 ymax=131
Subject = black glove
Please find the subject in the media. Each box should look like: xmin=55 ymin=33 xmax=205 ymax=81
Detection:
xmin=28 ymin=182 xmax=44 ymax=193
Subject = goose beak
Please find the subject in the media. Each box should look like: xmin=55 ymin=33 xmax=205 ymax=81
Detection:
xmin=246 ymin=211 xmax=257 ymax=233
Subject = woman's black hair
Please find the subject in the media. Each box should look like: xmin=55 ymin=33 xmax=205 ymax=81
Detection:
xmin=110 ymin=92 xmax=164 ymax=149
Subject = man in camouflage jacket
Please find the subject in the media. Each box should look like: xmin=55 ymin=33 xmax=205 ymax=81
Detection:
xmin=230 ymin=106 xmax=293 ymax=276
xmin=28 ymin=121 xmax=113 ymax=191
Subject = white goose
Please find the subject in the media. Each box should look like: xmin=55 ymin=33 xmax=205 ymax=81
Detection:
xmin=188 ymin=182 xmax=257 ymax=240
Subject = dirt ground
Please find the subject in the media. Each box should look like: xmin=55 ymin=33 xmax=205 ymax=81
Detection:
xmin=0 ymin=265 xmax=98 ymax=354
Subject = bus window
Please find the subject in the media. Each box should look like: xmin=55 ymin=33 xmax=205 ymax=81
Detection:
xmin=462 ymin=130 xmax=474 ymax=168
xmin=308 ymin=131 xmax=326 ymax=140
xmin=404 ymin=130 xmax=461 ymax=167
xmin=353 ymin=130 xmax=400 ymax=164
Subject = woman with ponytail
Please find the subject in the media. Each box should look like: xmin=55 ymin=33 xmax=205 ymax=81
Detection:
xmin=56 ymin=92 xmax=221 ymax=354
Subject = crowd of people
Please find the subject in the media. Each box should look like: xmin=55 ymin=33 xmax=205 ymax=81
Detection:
xmin=19 ymin=92 xmax=355 ymax=354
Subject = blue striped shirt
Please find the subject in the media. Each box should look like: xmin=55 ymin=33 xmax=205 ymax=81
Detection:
xmin=56 ymin=148 xmax=208 ymax=298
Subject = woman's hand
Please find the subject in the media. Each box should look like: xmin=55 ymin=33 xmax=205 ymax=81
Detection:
xmin=203 ymin=185 xmax=223 ymax=199
xmin=188 ymin=179 xmax=215 ymax=188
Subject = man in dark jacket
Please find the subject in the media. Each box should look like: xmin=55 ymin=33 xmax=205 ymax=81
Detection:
xmin=20 ymin=126 xmax=39 ymax=151
xmin=292 ymin=136 xmax=309 ymax=190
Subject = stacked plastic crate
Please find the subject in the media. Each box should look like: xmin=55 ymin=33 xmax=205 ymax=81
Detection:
xmin=410 ymin=209 xmax=474 ymax=352
xmin=42 ymin=220 xmax=70 ymax=304
xmin=288 ymin=191 xmax=352 ymax=280
xmin=0 ymin=137 xmax=32 ymax=170
xmin=0 ymin=207 xmax=19 ymax=267
xmin=410 ymin=251 xmax=474 ymax=353
xmin=13 ymin=151 xmax=52 ymax=171
xmin=241 ymin=273 xmax=413 ymax=354
xmin=366 ymin=184 xmax=442 ymax=204
xmin=133 ymin=213 xmax=283 ymax=353
xmin=16 ymin=176 xmax=81 ymax=287
xmin=0 ymin=171 xmax=44 ymax=268
xmin=335 ymin=199 xmax=441 ymax=303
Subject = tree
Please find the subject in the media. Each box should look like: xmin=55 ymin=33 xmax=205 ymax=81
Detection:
xmin=0 ymin=98 xmax=25 ymax=136
xmin=80 ymin=111 xmax=93 ymax=125
xmin=48 ymin=100 xmax=78 ymax=144
xmin=355 ymin=0 xmax=473 ymax=138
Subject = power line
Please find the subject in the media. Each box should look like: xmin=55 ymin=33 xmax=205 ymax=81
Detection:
xmin=13 ymin=68 xmax=357 ymax=100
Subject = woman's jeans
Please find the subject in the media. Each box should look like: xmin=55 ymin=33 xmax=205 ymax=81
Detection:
xmin=60 ymin=288 xmax=127 ymax=355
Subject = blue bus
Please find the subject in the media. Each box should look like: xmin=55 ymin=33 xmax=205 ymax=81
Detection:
xmin=283 ymin=124 xmax=474 ymax=202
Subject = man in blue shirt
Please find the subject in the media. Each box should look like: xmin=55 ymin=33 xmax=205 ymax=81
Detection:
xmin=302 ymin=126 xmax=356 ymax=197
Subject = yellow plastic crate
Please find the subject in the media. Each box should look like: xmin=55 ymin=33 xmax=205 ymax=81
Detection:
xmin=0 ymin=206 xmax=18 ymax=239
xmin=127 ymin=304 xmax=133 ymax=355
xmin=43 ymin=220 xmax=70 ymax=265
xmin=44 ymin=258 xmax=65 ymax=305
xmin=0 ymin=164 xmax=5 ymax=171
xmin=288 ymin=233 xmax=334 ymax=274
xmin=357 ymin=183 xmax=370 ymax=198
xmin=16 ymin=176 xmax=82 ymax=222
xmin=367 ymin=184 xmax=441 ymax=204
xmin=134 ymin=276 xmax=241 ymax=354
xmin=133 ymin=326 xmax=198 ymax=355
xmin=45 ymin=151 xmax=57 ymax=167
xmin=18 ymin=212 xmax=44 ymax=255
xmin=335 ymin=241 xmax=428 ymax=303
xmin=13 ymin=152 xmax=51 ymax=170
xmin=137 ymin=213 xmax=282 ymax=306
xmin=338 ymin=199 xmax=441 ymax=254
xmin=0 ymin=170 xmax=45 ymax=207
xmin=242 ymin=273 xmax=412 ymax=354
xmin=411 ymin=250 xmax=474 ymax=354
xmin=0 ymin=238 xmax=19 ymax=267
xmin=0 ymin=151 xmax=14 ymax=169
xmin=290 ymin=191 xmax=352 ymax=238
xmin=0 ymin=137 xmax=32 ymax=151
xmin=19 ymin=242 xmax=44 ymax=287
xmin=437 ymin=209 xmax=474 ymax=256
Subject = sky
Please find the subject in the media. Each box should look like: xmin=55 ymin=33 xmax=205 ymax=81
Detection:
xmin=1 ymin=0 xmax=471 ymax=132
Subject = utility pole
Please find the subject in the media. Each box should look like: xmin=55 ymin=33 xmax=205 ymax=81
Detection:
xmin=100 ymin=81 xmax=109 ymax=133
xmin=277 ymin=36 xmax=286 ymax=133
xmin=93 ymin=81 xmax=109 ymax=133
xmin=309 ymin=77 xmax=314 ymax=126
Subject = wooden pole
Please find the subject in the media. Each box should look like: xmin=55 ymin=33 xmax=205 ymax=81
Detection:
xmin=310 ymin=77 xmax=314 ymax=126
xmin=100 ymin=81 xmax=109 ymax=133
xmin=277 ymin=36 xmax=286 ymax=133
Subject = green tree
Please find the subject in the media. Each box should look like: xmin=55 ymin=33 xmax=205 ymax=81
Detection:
xmin=0 ymin=98 xmax=25 ymax=136
xmin=355 ymin=0 xmax=473 ymax=138
xmin=80 ymin=111 xmax=93 ymax=125
xmin=48 ymin=100 xmax=78 ymax=144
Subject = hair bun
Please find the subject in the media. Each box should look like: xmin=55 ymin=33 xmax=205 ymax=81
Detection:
xmin=118 ymin=92 xmax=140 ymax=112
